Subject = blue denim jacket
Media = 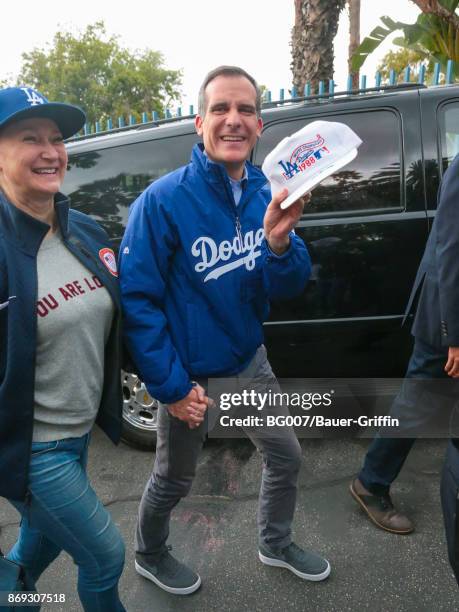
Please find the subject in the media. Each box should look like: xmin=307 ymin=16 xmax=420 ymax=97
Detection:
xmin=0 ymin=192 xmax=123 ymax=501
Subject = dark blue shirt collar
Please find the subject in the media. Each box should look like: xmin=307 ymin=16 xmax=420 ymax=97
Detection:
xmin=0 ymin=190 xmax=70 ymax=255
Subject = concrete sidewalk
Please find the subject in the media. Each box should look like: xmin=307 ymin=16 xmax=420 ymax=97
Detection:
xmin=0 ymin=430 xmax=457 ymax=611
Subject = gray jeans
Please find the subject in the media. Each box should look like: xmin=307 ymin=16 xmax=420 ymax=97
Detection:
xmin=135 ymin=346 xmax=302 ymax=557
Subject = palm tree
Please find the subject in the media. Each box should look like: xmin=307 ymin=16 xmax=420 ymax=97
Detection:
xmin=411 ymin=0 xmax=459 ymax=28
xmin=351 ymin=0 xmax=459 ymax=75
xmin=291 ymin=0 xmax=347 ymax=93
xmin=348 ymin=0 xmax=361 ymax=88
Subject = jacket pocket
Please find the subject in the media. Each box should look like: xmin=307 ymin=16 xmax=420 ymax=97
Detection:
xmin=242 ymin=270 xmax=263 ymax=302
xmin=186 ymin=302 xmax=200 ymax=365
xmin=242 ymin=271 xmax=267 ymax=340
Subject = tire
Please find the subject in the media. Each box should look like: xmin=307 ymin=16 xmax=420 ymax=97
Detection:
xmin=121 ymin=370 xmax=158 ymax=450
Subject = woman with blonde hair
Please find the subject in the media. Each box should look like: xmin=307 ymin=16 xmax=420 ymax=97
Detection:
xmin=0 ymin=87 xmax=126 ymax=611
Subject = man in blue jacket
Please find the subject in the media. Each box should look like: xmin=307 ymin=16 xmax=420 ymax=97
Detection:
xmin=119 ymin=65 xmax=330 ymax=593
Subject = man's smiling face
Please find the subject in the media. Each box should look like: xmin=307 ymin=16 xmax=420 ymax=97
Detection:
xmin=195 ymin=75 xmax=263 ymax=180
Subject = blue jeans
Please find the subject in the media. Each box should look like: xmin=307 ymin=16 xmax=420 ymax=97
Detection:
xmin=7 ymin=434 xmax=126 ymax=612
xmin=359 ymin=338 xmax=453 ymax=495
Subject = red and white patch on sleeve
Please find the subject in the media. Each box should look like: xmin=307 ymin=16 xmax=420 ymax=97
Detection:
xmin=99 ymin=248 xmax=118 ymax=277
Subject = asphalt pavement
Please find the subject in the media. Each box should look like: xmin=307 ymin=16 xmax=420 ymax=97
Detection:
xmin=1 ymin=428 xmax=457 ymax=612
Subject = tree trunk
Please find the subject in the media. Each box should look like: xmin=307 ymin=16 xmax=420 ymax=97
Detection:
xmin=291 ymin=0 xmax=347 ymax=94
xmin=348 ymin=0 xmax=360 ymax=89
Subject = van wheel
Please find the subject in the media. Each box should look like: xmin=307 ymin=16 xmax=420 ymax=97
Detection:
xmin=121 ymin=371 xmax=158 ymax=449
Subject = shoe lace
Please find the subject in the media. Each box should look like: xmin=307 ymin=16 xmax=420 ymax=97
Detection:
xmin=378 ymin=494 xmax=394 ymax=512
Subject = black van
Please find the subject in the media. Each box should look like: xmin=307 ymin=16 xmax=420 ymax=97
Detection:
xmin=63 ymin=82 xmax=459 ymax=448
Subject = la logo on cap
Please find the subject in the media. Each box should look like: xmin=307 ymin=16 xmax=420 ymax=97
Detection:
xmin=0 ymin=86 xmax=86 ymax=139
xmin=262 ymin=120 xmax=362 ymax=210
xmin=278 ymin=134 xmax=331 ymax=180
xmin=20 ymin=88 xmax=45 ymax=106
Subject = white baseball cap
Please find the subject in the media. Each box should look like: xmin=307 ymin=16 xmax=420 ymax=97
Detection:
xmin=262 ymin=120 xmax=362 ymax=209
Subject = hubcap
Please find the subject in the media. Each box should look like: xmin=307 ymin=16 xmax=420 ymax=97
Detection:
xmin=121 ymin=370 xmax=158 ymax=432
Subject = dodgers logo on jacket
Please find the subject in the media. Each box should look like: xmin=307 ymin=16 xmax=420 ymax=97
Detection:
xmin=191 ymin=228 xmax=265 ymax=282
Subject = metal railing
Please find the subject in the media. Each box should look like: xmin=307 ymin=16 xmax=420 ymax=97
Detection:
xmin=72 ymin=59 xmax=457 ymax=141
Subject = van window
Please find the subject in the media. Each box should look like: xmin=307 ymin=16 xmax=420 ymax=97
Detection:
xmin=438 ymin=101 xmax=459 ymax=172
xmin=64 ymin=133 xmax=199 ymax=245
xmin=254 ymin=110 xmax=401 ymax=215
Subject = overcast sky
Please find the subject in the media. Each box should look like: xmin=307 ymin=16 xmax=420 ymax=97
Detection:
xmin=2 ymin=1 xmax=420 ymax=110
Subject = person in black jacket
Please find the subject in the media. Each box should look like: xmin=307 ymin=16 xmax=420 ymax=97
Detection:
xmin=0 ymin=87 xmax=126 ymax=611
xmin=350 ymin=153 xmax=459 ymax=562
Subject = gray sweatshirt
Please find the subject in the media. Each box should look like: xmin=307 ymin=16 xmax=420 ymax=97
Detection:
xmin=32 ymin=230 xmax=114 ymax=442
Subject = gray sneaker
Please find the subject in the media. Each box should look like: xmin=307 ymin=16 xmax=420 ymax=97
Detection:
xmin=259 ymin=542 xmax=331 ymax=581
xmin=135 ymin=546 xmax=201 ymax=595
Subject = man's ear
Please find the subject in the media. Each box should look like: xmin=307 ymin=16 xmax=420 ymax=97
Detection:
xmin=195 ymin=115 xmax=203 ymax=136
xmin=256 ymin=116 xmax=263 ymax=138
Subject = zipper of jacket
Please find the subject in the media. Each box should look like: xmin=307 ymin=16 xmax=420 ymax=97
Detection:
xmin=26 ymin=270 xmax=39 ymax=505
xmin=235 ymin=215 xmax=243 ymax=247
xmin=221 ymin=169 xmax=245 ymax=246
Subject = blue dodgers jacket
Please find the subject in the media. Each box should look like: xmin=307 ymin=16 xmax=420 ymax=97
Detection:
xmin=119 ymin=143 xmax=311 ymax=405
xmin=0 ymin=192 xmax=123 ymax=501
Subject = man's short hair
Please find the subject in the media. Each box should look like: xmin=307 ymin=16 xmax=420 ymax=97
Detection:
xmin=198 ymin=66 xmax=262 ymax=118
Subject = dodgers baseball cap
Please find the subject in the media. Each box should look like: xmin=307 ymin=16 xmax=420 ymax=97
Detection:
xmin=262 ymin=120 xmax=362 ymax=210
xmin=0 ymin=87 xmax=86 ymax=139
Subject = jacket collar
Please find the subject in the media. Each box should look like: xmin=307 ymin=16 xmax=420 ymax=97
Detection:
xmin=191 ymin=143 xmax=268 ymax=202
xmin=0 ymin=190 xmax=70 ymax=255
